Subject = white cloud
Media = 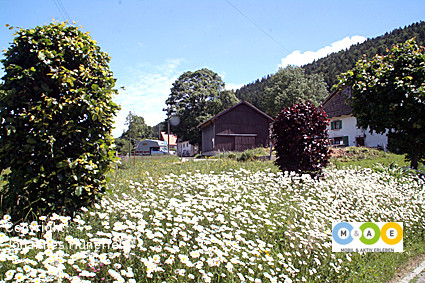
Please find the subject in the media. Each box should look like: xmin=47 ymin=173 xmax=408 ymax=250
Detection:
xmin=219 ymin=72 xmax=243 ymax=91
xmin=112 ymin=59 xmax=182 ymax=138
xmin=279 ymin=35 xmax=367 ymax=68
xmin=225 ymin=82 xmax=244 ymax=91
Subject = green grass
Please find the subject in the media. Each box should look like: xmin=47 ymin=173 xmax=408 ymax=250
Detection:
xmin=0 ymin=168 xmax=10 ymax=193
xmin=0 ymin=150 xmax=424 ymax=282
xmin=330 ymin=146 xmax=422 ymax=169
xmin=215 ymin=147 xmax=270 ymax=161
xmin=111 ymin=154 xmax=278 ymax=184
xmin=109 ymin=154 xmax=425 ymax=282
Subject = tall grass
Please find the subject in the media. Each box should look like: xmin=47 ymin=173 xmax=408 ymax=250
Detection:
xmin=330 ymin=146 xmax=421 ymax=169
xmin=0 ymin=155 xmax=423 ymax=282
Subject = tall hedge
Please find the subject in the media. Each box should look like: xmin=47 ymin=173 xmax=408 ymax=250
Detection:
xmin=0 ymin=22 xmax=120 ymax=222
xmin=272 ymin=101 xmax=330 ymax=177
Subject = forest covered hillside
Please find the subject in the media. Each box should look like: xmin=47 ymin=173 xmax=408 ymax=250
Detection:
xmin=303 ymin=21 xmax=425 ymax=89
xmin=235 ymin=21 xmax=425 ymax=110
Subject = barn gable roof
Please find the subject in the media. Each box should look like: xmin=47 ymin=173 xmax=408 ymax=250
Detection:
xmin=160 ymin=132 xmax=177 ymax=146
xmin=198 ymin=100 xmax=273 ymax=129
xmin=321 ymin=86 xmax=353 ymax=118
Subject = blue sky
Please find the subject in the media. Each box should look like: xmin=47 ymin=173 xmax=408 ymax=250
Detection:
xmin=1 ymin=0 xmax=424 ymax=137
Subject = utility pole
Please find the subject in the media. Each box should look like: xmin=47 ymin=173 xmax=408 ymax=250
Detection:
xmin=128 ymin=111 xmax=132 ymax=160
xmin=167 ymin=106 xmax=170 ymax=155
xmin=158 ymin=124 xmax=161 ymax=140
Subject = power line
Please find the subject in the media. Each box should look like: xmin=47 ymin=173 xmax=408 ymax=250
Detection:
xmin=53 ymin=0 xmax=66 ymax=21
xmin=58 ymin=0 xmax=72 ymax=21
xmin=224 ymin=0 xmax=291 ymax=54
xmin=53 ymin=0 xmax=72 ymax=22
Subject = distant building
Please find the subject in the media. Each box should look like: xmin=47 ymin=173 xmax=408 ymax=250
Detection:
xmin=199 ymin=101 xmax=273 ymax=155
xmin=177 ymin=140 xmax=199 ymax=157
xmin=160 ymin=131 xmax=177 ymax=150
xmin=134 ymin=139 xmax=167 ymax=155
xmin=322 ymin=87 xmax=388 ymax=148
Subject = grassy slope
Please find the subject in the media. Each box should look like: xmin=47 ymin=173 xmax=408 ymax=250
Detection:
xmin=114 ymin=151 xmax=425 ymax=283
xmin=330 ymin=147 xmax=425 ymax=282
xmin=0 ymin=150 xmax=423 ymax=282
xmin=330 ymin=146 xmax=419 ymax=169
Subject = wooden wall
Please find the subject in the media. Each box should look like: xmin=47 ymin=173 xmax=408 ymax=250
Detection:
xmin=201 ymin=123 xmax=214 ymax=152
xmin=202 ymin=103 xmax=271 ymax=153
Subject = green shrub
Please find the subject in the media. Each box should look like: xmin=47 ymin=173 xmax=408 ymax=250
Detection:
xmin=227 ymin=153 xmax=236 ymax=159
xmin=0 ymin=22 xmax=119 ymax=222
xmin=235 ymin=148 xmax=266 ymax=162
xmin=237 ymin=152 xmax=250 ymax=162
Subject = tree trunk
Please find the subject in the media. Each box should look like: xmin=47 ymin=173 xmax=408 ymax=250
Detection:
xmin=411 ymin=154 xmax=419 ymax=170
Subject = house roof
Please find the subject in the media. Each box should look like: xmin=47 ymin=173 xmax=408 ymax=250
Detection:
xmin=198 ymin=100 xmax=273 ymax=128
xmin=321 ymin=88 xmax=339 ymax=108
xmin=321 ymin=86 xmax=353 ymax=118
xmin=160 ymin=132 xmax=178 ymax=146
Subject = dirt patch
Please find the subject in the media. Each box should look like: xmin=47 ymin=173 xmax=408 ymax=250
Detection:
xmin=330 ymin=146 xmax=386 ymax=162
xmin=330 ymin=148 xmax=347 ymax=159
xmin=387 ymin=253 xmax=425 ymax=283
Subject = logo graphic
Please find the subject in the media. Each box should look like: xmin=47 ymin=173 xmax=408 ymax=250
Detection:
xmin=332 ymin=222 xmax=403 ymax=252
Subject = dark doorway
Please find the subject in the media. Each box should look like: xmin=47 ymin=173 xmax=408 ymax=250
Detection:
xmin=356 ymin=136 xmax=365 ymax=146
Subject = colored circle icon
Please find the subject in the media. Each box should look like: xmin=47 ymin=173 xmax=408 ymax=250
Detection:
xmin=381 ymin=222 xmax=403 ymax=245
xmin=333 ymin=222 xmax=353 ymax=245
xmin=359 ymin=222 xmax=380 ymax=245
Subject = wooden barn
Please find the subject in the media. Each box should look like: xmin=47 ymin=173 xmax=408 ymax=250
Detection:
xmin=198 ymin=101 xmax=273 ymax=155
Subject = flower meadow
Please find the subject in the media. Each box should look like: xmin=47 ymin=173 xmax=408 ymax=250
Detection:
xmin=0 ymin=159 xmax=424 ymax=283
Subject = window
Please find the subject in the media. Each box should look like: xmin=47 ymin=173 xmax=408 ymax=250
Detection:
xmin=331 ymin=120 xmax=342 ymax=130
xmin=332 ymin=136 xmax=349 ymax=146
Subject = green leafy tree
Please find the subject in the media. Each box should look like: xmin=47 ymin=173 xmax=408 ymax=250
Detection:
xmin=235 ymin=75 xmax=272 ymax=110
xmin=209 ymin=89 xmax=239 ymax=115
xmin=114 ymin=137 xmax=131 ymax=156
xmin=0 ymin=22 xmax=120 ymax=221
xmin=152 ymin=121 xmax=166 ymax=140
xmin=116 ymin=112 xmax=154 ymax=155
xmin=339 ymin=38 xmax=425 ymax=169
xmin=122 ymin=112 xmax=153 ymax=141
xmin=165 ymin=68 xmax=238 ymax=145
xmin=263 ymin=66 xmax=329 ymax=117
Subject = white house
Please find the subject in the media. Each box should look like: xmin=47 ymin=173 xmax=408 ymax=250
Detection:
xmin=322 ymin=87 xmax=388 ymax=148
xmin=177 ymin=140 xmax=198 ymax=157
